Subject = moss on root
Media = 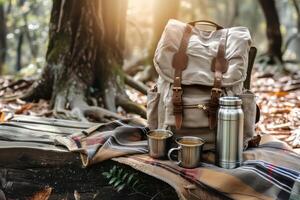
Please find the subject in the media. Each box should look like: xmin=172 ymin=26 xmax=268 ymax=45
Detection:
xmin=47 ymin=33 xmax=71 ymax=64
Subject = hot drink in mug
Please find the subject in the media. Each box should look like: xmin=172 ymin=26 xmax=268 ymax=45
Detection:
xmin=168 ymin=136 xmax=205 ymax=168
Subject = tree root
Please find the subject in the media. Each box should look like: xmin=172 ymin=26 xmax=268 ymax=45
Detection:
xmin=123 ymin=54 xmax=147 ymax=76
xmin=0 ymin=79 xmax=34 ymax=92
xmin=286 ymin=129 xmax=300 ymax=148
xmin=84 ymin=106 xmax=126 ymax=121
xmin=52 ymin=91 xmax=79 ymax=120
xmin=124 ymin=74 xmax=148 ymax=95
xmin=53 ymin=104 xmax=126 ymax=123
xmin=21 ymin=82 xmax=48 ymax=102
xmin=102 ymin=80 xmax=117 ymax=113
xmin=134 ymin=65 xmax=157 ymax=83
xmin=21 ymin=64 xmax=55 ymax=102
xmin=52 ymin=90 xmax=126 ymax=123
xmin=116 ymin=95 xmax=146 ymax=119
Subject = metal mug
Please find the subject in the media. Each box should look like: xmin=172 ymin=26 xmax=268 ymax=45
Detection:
xmin=147 ymin=129 xmax=173 ymax=159
xmin=168 ymin=136 xmax=205 ymax=168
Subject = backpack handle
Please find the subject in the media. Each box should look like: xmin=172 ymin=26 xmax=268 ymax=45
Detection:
xmin=188 ymin=20 xmax=223 ymax=30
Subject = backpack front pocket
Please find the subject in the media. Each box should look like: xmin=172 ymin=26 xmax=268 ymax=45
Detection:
xmin=164 ymin=89 xmax=210 ymax=128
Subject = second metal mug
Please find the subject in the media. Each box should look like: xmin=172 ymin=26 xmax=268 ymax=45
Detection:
xmin=168 ymin=136 xmax=205 ymax=168
xmin=147 ymin=129 xmax=173 ymax=159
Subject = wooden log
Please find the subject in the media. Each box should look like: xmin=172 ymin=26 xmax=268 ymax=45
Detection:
xmin=11 ymin=115 xmax=98 ymax=128
xmin=124 ymin=74 xmax=149 ymax=95
xmin=0 ymin=161 xmax=179 ymax=200
xmin=0 ymin=143 xmax=81 ymax=169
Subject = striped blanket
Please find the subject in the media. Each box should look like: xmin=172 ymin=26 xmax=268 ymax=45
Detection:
xmin=55 ymin=120 xmax=300 ymax=200
xmin=55 ymin=120 xmax=149 ymax=166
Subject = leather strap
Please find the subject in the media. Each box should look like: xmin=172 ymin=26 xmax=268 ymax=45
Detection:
xmin=172 ymin=25 xmax=193 ymax=129
xmin=208 ymin=29 xmax=229 ymax=129
xmin=188 ymin=20 xmax=223 ymax=30
xmin=244 ymin=47 xmax=257 ymax=90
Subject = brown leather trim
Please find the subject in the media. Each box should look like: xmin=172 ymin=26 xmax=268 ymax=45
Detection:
xmin=247 ymin=135 xmax=261 ymax=148
xmin=188 ymin=20 xmax=224 ymax=30
xmin=244 ymin=46 xmax=257 ymax=90
xmin=208 ymin=29 xmax=229 ymax=129
xmin=255 ymin=104 xmax=260 ymax=123
xmin=172 ymin=25 xmax=193 ymax=129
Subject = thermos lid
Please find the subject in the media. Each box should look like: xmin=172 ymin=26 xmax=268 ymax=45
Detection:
xmin=219 ymin=96 xmax=242 ymax=106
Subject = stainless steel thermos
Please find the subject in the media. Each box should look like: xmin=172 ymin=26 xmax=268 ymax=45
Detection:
xmin=217 ymin=96 xmax=244 ymax=169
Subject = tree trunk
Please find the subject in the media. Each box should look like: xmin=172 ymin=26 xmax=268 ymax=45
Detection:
xmin=226 ymin=0 xmax=239 ymax=26
xmin=23 ymin=0 xmax=145 ymax=121
xmin=138 ymin=0 xmax=179 ymax=82
xmin=151 ymin=0 xmax=180 ymax=57
xmin=258 ymin=0 xmax=283 ymax=63
xmin=0 ymin=4 xmax=6 ymax=74
xmin=16 ymin=32 xmax=23 ymax=71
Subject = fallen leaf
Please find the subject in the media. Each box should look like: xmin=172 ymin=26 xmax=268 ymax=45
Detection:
xmin=74 ymin=190 xmax=80 ymax=200
xmin=0 ymin=112 xmax=5 ymax=123
xmin=269 ymin=91 xmax=289 ymax=97
xmin=15 ymin=103 xmax=33 ymax=114
xmin=29 ymin=187 xmax=52 ymax=200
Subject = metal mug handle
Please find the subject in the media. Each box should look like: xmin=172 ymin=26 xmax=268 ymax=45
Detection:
xmin=168 ymin=146 xmax=182 ymax=165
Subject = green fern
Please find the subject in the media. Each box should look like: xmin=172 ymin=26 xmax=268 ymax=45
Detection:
xmin=102 ymin=166 xmax=141 ymax=192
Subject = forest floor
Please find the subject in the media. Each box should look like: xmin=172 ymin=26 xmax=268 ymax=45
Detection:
xmin=1 ymin=70 xmax=300 ymax=153
xmin=0 ymin=68 xmax=300 ymax=199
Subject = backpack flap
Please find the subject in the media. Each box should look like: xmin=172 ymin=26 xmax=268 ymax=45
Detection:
xmin=153 ymin=19 xmax=252 ymax=87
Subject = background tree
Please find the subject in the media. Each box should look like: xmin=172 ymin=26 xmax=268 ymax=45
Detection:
xmin=0 ymin=3 xmax=6 ymax=74
xmin=150 ymin=0 xmax=180 ymax=58
xmin=136 ymin=0 xmax=180 ymax=82
xmin=23 ymin=0 xmax=145 ymax=121
xmin=15 ymin=29 xmax=23 ymax=71
xmin=258 ymin=0 xmax=283 ymax=63
xmin=280 ymin=0 xmax=300 ymax=62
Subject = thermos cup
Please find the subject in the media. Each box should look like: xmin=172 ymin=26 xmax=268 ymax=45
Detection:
xmin=147 ymin=129 xmax=173 ymax=159
xmin=168 ymin=136 xmax=205 ymax=168
xmin=217 ymin=96 xmax=244 ymax=169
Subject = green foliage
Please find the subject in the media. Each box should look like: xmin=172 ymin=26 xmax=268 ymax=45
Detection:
xmin=102 ymin=165 xmax=142 ymax=192
xmin=3 ymin=0 xmax=51 ymax=74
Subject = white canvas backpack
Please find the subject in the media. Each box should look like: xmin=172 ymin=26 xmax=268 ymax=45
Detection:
xmin=147 ymin=19 xmax=258 ymax=150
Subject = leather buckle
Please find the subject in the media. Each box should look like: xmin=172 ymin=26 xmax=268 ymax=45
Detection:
xmin=211 ymin=88 xmax=222 ymax=95
xmin=173 ymin=87 xmax=182 ymax=92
